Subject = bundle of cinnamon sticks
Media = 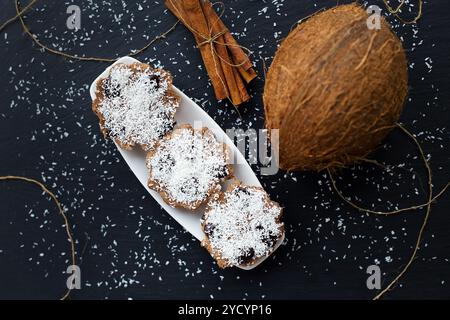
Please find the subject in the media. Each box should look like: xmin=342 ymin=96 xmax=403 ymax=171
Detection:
xmin=165 ymin=0 xmax=257 ymax=106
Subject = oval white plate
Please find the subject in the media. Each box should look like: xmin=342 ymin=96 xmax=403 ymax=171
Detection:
xmin=89 ymin=56 xmax=284 ymax=270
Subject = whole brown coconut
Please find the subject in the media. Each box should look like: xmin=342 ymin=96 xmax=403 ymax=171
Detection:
xmin=263 ymin=4 xmax=408 ymax=171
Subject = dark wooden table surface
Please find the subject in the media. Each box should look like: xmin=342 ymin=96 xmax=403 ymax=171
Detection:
xmin=0 ymin=0 xmax=449 ymax=299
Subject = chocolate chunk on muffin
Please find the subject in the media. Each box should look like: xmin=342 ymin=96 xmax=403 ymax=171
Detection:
xmin=201 ymin=183 xmax=284 ymax=268
xmin=92 ymin=62 xmax=179 ymax=150
xmin=146 ymin=124 xmax=233 ymax=210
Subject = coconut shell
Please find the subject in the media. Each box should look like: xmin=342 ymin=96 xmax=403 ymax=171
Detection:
xmin=263 ymin=4 xmax=408 ymax=171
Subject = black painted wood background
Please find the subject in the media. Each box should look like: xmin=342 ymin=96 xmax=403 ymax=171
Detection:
xmin=0 ymin=0 xmax=449 ymax=299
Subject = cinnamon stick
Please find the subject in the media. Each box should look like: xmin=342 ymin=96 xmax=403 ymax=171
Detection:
xmin=166 ymin=0 xmax=228 ymax=100
xmin=233 ymin=66 xmax=250 ymax=103
xmin=237 ymin=64 xmax=258 ymax=84
xmin=200 ymin=0 xmax=257 ymax=83
xmin=200 ymin=1 xmax=253 ymax=71
xmin=200 ymin=0 xmax=242 ymax=105
xmin=223 ymin=32 xmax=253 ymax=71
xmin=165 ymin=0 xmax=255 ymax=105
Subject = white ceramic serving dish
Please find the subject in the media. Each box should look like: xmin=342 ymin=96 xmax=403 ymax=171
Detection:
xmin=89 ymin=56 xmax=284 ymax=270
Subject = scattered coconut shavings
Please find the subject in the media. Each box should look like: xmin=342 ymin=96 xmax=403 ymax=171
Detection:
xmin=147 ymin=126 xmax=229 ymax=208
xmin=97 ymin=63 xmax=178 ymax=150
xmin=1 ymin=0 xmax=449 ymax=299
xmin=202 ymin=185 xmax=283 ymax=267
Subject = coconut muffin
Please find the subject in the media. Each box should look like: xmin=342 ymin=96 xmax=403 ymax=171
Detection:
xmin=146 ymin=124 xmax=232 ymax=210
xmin=201 ymin=183 xmax=284 ymax=268
xmin=92 ymin=62 xmax=179 ymax=150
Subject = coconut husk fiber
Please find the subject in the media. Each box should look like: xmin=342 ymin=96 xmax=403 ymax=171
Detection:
xmin=263 ymin=3 xmax=408 ymax=171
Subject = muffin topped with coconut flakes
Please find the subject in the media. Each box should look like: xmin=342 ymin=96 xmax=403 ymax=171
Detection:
xmin=92 ymin=62 xmax=179 ymax=150
xmin=146 ymin=124 xmax=233 ymax=210
xmin=201 ymin=183 xmax=284 ymax=268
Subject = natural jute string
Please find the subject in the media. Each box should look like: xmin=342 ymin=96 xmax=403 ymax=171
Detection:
xmin=0 ymin=0 xmax=36 ymax=32
xmin=328 ymin=123 xmax=449 ymax=299
xmin=0 ymin=175 xmax=76 ymax=300
xmin=0 ymin=0 xmax=180 ymax=299
xmin=382 ymin=0 xmax=423 ymax=24
xmin=0 ymin=0 xmax=441 ymax=301
xmin=10 ymin=0 xmax=179 ymax=62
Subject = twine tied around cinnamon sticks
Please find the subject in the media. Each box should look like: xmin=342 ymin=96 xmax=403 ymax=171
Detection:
xmin=165 ymin=0 xmax=257 ymax=107
xmin=197 ymin=29 xmax=227 ymax=47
